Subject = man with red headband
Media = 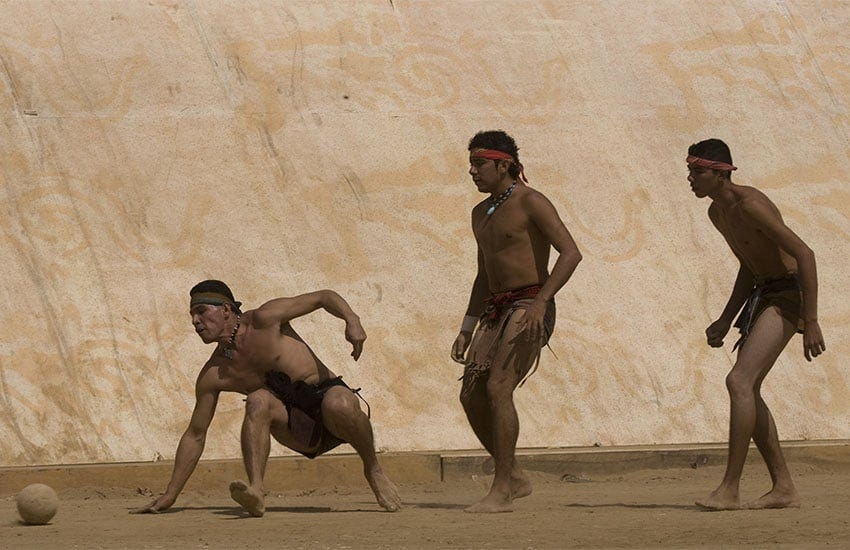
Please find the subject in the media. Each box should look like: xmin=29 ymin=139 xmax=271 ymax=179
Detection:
xmin=132 ymin=280 xmax=401 ymax=516
xmin=687 ymin=138 xmax=825 ymax=510
xmin=451 ymin=130 xmax=582 ymax=513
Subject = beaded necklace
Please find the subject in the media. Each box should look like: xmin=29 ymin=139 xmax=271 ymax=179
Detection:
xmin=221 ymin=313 xmax=241 ymax=359
xmin=486 ymin=181 xmax=517 ymax=215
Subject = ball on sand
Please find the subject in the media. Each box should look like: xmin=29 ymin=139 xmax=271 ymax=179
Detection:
xmin=16 ymin=483 xmax=59 ymax=525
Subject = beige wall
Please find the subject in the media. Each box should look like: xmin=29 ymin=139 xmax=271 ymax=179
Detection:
xmin=1 ymin=0 xmax=848 ymax=467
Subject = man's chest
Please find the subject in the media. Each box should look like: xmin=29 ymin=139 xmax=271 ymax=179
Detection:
xmin=239 ymin=327 xmax=308 ymax=371
xmin=716 ymin=212 xmax=771 ymax=253
xmin=208 ymin=360 xmax=265 ymax=393
xmin=473 ymin=211 xmax=530 ymax=252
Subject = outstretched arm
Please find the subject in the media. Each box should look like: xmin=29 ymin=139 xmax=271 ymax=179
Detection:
xmin=131 ymin=371 xmax=219 ymax=514
xmin=517 ymin=192 xmax=582 ymax=342
xmin=743 ymin=198 xmax=825 ymax=361
xmin=253 ymin=290 xmax=366 ymax=360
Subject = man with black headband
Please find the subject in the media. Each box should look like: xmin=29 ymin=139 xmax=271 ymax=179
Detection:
xmin=687 ymin=138 xmax=825 ymax=510
xmin=132 ymin=280 xmax=400 ymax=516
xmin=451 ymin=130 xmax=582 ymax=513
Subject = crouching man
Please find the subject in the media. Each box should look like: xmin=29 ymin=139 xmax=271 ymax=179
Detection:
xmin=132 ymin=280 xmax=401 ymax=516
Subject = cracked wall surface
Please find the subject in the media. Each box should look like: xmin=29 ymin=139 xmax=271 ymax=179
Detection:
xmin=1 ymin=0 xmax=848 ymax=467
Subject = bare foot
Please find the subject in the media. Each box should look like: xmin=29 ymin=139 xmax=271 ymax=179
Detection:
xmin=229 ymin=480 xmax=265 ymax=517
xmin=695 ymin=488 xmax=740 ymax=511
xmin=511 ymin=471 xmax=533 ymax=500
xmin=465 ymin=491 xmax=513 ymax=513
xmin=746 ymin=488 xmax=801 ymax=510
xmin=365 ymin=468 xmax=401 ymax=512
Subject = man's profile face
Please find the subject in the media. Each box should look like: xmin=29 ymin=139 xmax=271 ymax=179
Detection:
xmin=687 ymin=165 xmax=721 ymax=198
xmin=468 ymin=153 xmax=506 ymax=194
xmin=190 ymin=303 xmax=227 ymax=344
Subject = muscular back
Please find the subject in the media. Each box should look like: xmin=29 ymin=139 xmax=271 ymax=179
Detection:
xmin=473 ymin=185 xmax=552 ymax=292
xmin=709 ymin=185 xmax=797 ymax=278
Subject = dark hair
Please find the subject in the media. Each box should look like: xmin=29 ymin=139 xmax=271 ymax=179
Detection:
xmin=190 ymin=279 xmax=242 ymax=313
xmin=468 ymin=130 xmax=521 ymax=179
xmin=688 ymin=139 xmax=733 ymax=166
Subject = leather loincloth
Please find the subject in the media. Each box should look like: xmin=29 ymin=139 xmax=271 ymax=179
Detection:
xmin=732 ymin=274 xmax=805 ymax=352
xmin=461 ymin=285 xmax=556 ymax=397
xmin=265 ymin=372 xmax=364 ymax=459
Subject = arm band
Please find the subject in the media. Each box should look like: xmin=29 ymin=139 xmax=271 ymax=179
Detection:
xmin=460 ymin=315 xmax=478 ymax=333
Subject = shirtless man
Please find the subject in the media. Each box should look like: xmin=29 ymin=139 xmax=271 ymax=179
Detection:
xmin=451 ymin=130 xmax=582 ymax=513
xmin=687 ymin=139 xmax=826 ymax=510
xmin=132 ymin=280 xmax=400 ymax=516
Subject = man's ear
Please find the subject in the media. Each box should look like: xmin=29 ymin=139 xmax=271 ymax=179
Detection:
xmin=712 ymin=169 xmax=730 ymax=182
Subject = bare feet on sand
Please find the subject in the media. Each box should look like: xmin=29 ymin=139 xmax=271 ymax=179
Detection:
xmin=511 ymin=471 xmax=533 ymax=500
xmin=695 ymin=487 xmax=740 ymax=511
xmin=229 ymin=480 xmax=265 ymax=517
xmin=465 ymin=490 xmax=513 ymax=513
xmin=746 ymin=488 xmax=801 ymax=510
xmin=365 ymin=468 xmax=402 ymax=512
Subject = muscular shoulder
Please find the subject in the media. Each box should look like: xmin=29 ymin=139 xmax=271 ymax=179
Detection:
xmin=735 ymin=186 xmax=781 ymax=221
xmin=195 ymin=361 xmax=224 ymax=394
xmin=518 ymin=186 xmax=558 ymax=218
xmin=517 ymin=185 xmax=547 ymax=203
xmin=248 ymin=303 xmax=286 ymax=330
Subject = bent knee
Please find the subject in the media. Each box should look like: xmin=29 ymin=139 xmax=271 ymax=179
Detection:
xmin=245 ymin=390 xmax=274 ymax=417
xmin=322 ymin=388 xmax=361 ymax=417
xmin=725 ymin=369 xmax=757 ymax=397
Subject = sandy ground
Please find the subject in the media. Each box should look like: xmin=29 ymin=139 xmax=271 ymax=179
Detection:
xmin=2 ymin=463 xmax=849 ymax=549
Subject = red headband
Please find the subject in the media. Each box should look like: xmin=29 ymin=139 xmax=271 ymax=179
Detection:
xmin=470 ymin=149 xmax=528 ymax=183
xmin=686 ymin=155 xmax=737 ymax=172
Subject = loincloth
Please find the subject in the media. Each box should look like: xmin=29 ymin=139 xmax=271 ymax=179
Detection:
xmin=264 ymin=372 xmax=366 ymax=459
xmin=461 ymin=285 xmax=556 ymax=397
xmin=732 ymin=274 xmax=805 ymax=352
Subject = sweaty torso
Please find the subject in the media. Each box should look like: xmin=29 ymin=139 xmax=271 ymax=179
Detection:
xmin=709 ymin=186 xmax=797 ymax=279
xmin=201 ymin=310 xmax=335 ymax=395
xmin=473 ymin=185 xmax=551 ymax=293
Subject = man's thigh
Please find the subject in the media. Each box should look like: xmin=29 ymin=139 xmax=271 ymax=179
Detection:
xmin=733 ymin=305 xmax=798 ymax=382
xmin=255 ymin=390 xmax=307 ymax=451
xmin=488 ymin=309 xmax=541 ymax=388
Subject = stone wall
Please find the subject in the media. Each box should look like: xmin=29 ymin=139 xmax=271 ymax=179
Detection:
xmin=1 ymin=0 xmax=848 ymax=466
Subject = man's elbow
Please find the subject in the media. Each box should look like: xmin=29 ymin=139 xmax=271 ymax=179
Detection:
xmin=315 ymin=289 xmax=339 ymax=306
xmin=185 ymin=427 xmax=207 ymax=444
xmin=797 ymin=245 xmax=815 ymax=267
